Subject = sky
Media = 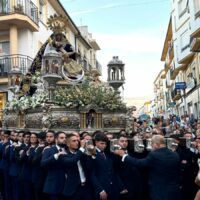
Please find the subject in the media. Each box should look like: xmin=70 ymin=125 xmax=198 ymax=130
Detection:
xmin=60 ymin=0 xmax=171 ymax=99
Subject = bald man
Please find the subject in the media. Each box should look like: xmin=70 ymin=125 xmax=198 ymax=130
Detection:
xmin=115 ymin=135 xmax=181 ymax=200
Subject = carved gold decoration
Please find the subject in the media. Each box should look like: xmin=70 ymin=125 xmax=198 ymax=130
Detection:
xmin=60 ymin=116 xmax=70 ymax=124
xmin=47 ymin=14 xmax=69 ymax=33
xmin=111 ymin=116 xmax=119 ymax=125
xmin=18 ymin=112 xmax=25 ymax=128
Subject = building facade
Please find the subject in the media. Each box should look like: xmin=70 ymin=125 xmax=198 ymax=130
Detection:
xmin=153 ymin=0 xmax=200 ymax=119
xmin=0 ymin=0 xmax=101 ymax=122
xmin=153 ymin=70 xmax=166 ymax=117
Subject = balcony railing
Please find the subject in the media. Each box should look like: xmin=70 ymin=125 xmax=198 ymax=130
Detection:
xmin=0 ymin=0 xmax=38 ymax=24
xmin=0 ymin=54 xmax=33 ymax=77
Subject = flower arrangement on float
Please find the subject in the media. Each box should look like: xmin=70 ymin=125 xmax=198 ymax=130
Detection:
xmin=4 ymin=76 xmax=126 ymax=113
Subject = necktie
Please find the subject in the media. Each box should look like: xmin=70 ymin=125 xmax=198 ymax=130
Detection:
xmin=100 ymin=151 xmax=106 ymax=160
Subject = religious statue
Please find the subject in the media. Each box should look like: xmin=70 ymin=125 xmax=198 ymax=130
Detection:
xmin=45 ymin=14 xmax=84 ymax=82
xmin=18 ymin=73 xmax=37 ymax=98
xmin=86 ymin=110 xmax=96 ymax=128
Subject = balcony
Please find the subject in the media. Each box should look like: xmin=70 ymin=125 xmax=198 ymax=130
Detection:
xmin=0 ymin=54 xmax=33 ymax=78
xmin=91 ymin=60 xmax=102 ymax=76
xmin=171 ymin=88 xmax=181 ymax=101
xmin=0 ymin=0 xmax=39 ymax=31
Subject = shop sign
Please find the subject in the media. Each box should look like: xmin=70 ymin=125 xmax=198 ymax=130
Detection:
xmin=175 ymin=82 xmax=186 ymax=90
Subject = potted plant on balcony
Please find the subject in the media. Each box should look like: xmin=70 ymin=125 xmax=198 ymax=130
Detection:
xmin=13 ymin=3 xmax=23 ymax=13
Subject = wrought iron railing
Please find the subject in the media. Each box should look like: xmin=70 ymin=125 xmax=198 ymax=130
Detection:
xmin=0 ymin=0 xmax=38 ymax=24
xmin=0 ymin=54 xmax=33 ymax=76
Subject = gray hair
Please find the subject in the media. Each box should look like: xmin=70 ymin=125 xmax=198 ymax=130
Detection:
xmin=152 ymin=135 xmax=166 ymax=146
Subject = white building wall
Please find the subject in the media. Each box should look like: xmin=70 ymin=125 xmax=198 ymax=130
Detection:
xmin=18 ymin=29 xmax=29 ymax=55
xmin=189 ymin=0 xmax=200 ymax=34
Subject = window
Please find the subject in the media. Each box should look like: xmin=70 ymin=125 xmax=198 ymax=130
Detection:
xmin=180 ymin=30 xmax=189 ymax=51
xmin=0 ymin=0 xmax=8 ymax=13
xmin=193 ymin=0 xmax=200 ymax=18
xmin=0 ymin=41 xmax=10 ymax=54
xmin=178 ymin=0 xmax=188 ymax=18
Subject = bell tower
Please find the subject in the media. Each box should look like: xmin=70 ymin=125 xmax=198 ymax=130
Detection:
xmin=107 ymin=56 xmax=125 ymax=91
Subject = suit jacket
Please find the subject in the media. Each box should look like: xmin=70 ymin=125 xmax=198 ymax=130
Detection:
xmin=9 ymin=145 xmax=21 ymax=177
xmin=41 ymin=145 xmax=66 ymax=195
xmin=90 ymin=150 xmax=121 ymax=199
xmin=18 ymin=145 xmax=35 ymax=181
xmin=0 ymin=142 xmax=3 ymax=161
xmin=0 ymin=141 xmax=10 ymax=171
xmin=116 ymin=151 xmax=142 ymax=197
xmin=124 ymin=147 xmax=181 ymax=200
xmin=31 ymin=145 xmax=46 ymax=188
xmin=61 ymin=150 xmax=92 ymax=197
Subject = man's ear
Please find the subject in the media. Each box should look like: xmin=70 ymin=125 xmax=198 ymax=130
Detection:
xmin=66 ymin=140 xmax=70 ymax=147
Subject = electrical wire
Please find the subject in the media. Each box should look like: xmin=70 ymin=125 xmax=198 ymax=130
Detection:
xmin=69 ymin=0 xmax=169 ymax=15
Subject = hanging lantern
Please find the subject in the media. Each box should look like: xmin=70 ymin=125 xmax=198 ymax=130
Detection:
xmin=42 ymin=51 xmax=63 ymax=84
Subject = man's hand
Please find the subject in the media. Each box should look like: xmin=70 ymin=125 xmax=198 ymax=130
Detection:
xmin=120 ymin=189 xmax=128 ymax=194
xmin=57 ymin=151 xmax=67 ymax=157
xmin=99 ymin=191 xmax=108 ymax=200
xmin=87 ymin=145 xmax=96 ymax=156
xmin=114 ymin=149 xmax=126 ymax=157
xmin=80 ymin=139 xmax=86 ymax=148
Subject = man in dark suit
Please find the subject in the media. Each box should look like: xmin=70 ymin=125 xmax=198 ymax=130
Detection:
xmin=31 ymin=131 xmax=47 ymax=200
xmin=18 ymin=132 xmax=38 ymax=200
xmin=116 ymin=134 xmax=142 ymax=200
xmin=90 ymin=132 xmax=123 ymax=200
xmin=115 ymin=135 xmax=181 ymax=200
xmin=176 ymin=133 xmax=199 ymax=200
xmin=61 ymin=133 xmax=93 ymax=200
xmin=9 ymin=130 xmax=20 ymax=200
xmin=0 ymin=130 xmax=11 ymax=200
xmin=41 ymin=131 xmax=67 ymax=200
xmin=15 ymin=131 xmax=30 ymax=200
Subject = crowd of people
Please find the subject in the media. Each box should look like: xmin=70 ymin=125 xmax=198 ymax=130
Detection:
xmin=0 ymin=113 xmax=200 ymax=200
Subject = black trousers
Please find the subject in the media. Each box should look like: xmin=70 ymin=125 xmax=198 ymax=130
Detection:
xmin=65 ymin=185 xmax=93 ymax=200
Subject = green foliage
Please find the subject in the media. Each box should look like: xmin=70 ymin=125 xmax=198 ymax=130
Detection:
xmin=53 ymin=77 xmax=126 ymax=111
